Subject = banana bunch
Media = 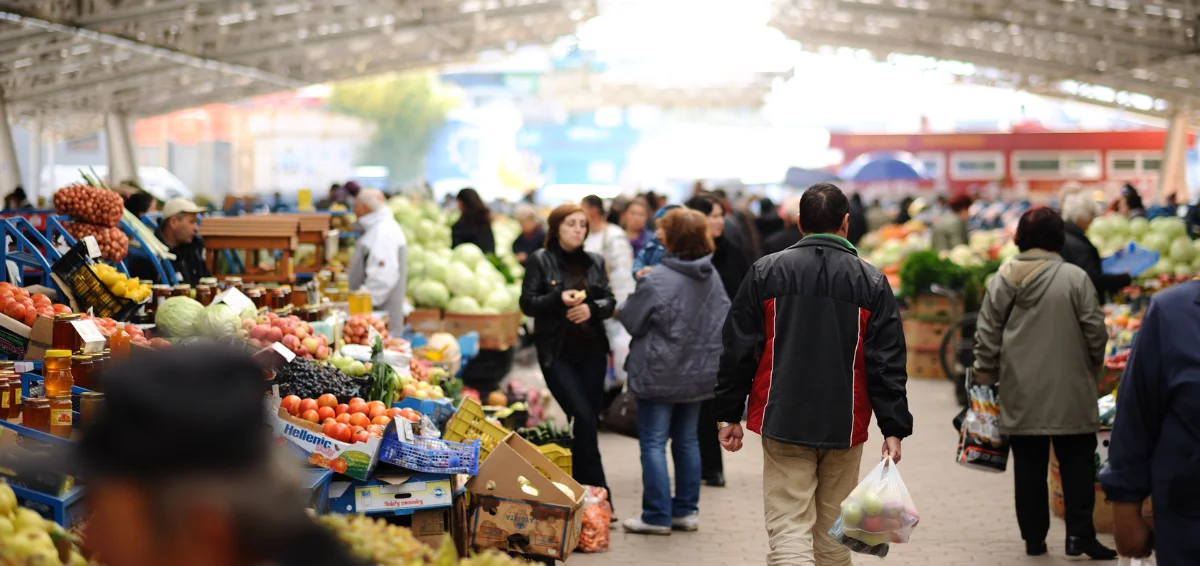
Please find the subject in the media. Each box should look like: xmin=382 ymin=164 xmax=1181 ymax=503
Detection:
xmin=89 ymin=263 xmax=151 ymax=302
xmin=0 ymin=483 xmax=96 ymax=566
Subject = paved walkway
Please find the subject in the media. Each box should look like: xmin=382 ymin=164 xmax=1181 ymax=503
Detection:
xmin=510 ymin=365 xmax=1118 ymax=566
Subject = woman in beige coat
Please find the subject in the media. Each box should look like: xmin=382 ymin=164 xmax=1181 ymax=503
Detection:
xmin=972 ymin=207 xmax=1115 ymax=560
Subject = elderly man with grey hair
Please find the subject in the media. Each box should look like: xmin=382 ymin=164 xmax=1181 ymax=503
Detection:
xmin=349 ymin=188 xmax=408 ymax=326
xmin=1059 ymin=187 xmax=1132 ymax=301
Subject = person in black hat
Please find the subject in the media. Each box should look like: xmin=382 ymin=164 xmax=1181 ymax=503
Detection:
xmin=20 ymin=345 xmax=367 ymax=566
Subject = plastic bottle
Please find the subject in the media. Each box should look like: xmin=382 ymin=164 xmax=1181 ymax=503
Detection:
xmin=110 ymin=326 xmax=130 ymax=358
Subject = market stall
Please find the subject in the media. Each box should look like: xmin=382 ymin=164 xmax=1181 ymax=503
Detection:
xmin=200 ymin=216 xmax=301 ymax=283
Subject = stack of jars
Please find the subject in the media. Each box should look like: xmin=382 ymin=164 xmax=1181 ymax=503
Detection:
xmin=16 ymin=314 xmax=112 ymax=438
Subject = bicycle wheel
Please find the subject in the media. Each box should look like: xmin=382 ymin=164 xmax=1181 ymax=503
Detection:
xmin=939 ymin=312 xmax=977 ymax=406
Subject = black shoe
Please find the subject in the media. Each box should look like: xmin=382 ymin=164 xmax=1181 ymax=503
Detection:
xmin=1065 ymin=537 xmax=1118 ymax=560
xmin=1025 ymin=541 xmax=1047 ymax=556
xmin=703 ymin=472 xmax=725 ymax=487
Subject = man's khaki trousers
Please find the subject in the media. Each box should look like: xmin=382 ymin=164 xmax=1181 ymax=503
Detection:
xmin=762 ymin=437 xmax=863 ymax=566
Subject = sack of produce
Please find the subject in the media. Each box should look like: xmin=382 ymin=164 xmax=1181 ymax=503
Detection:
xmin=54 ymin=183 xmax=125 ymax=227
xmin=828 ymin=457 xmax=920 ymax=557
xmin=955 ymin=381 xmax=1009 ymax=473
xmin=577 ymin=486 xmax=612 ymax=553
xmin=66 ymin=221 xmax=129 ymax=263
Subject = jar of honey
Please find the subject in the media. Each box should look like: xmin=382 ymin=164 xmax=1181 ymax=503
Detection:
xmin=52 ymin=314 xmax=81 ymax=352
xmin=349 ymin=290 xmax=373 ymax=316
xmin=79 ymin=392 xmax=104 ymax=427
xmin=152 ymin=285 xmax=172 ymax=307
xmin=172 ymin=285 xmax=191 ymax=298
xmin=7 ymin=373 xmax=22 ymax=419
xmin=224 ymin=277 xmax=244 ymax=292
xmin=270 ymin=288 xmax=288 ymax=310
xmin=195 ymin=285 xmax=214 ymax=306
xmin=291 ymin=287 xmax=307 ymax=308
xmin=0 ymin=371 xmax=11 ymax=418
xmin=24 ymin=398 xmax=50 ymax=433
xmin=49 ymin=395 xmax=72 ymax=438
xmin=199 ymin=277 xmax=219 ymax=288
xmin=71 ymin=355 xmax=94 ymax=391
xmin=44 ymin=350 xmax=74 ymax=398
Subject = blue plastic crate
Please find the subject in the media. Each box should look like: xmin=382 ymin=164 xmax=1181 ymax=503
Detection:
xmin=1102 ymin=243 xmax=1159 ymax=277
xmin=378 ymin=434 xmax=480 ymax=475
xmin=392 ymin=397 xmax=455 ymax=427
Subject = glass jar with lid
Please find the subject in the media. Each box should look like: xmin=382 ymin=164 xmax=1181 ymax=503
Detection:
xmin=52 ymin=314 xmax=81 ymax=352
xmin=79 ymin=392 xmax=104 ymax=427
xmin=195 ymin=285 xmax=214 ymax=306
xmin=224 ymin=277 xmax=244 ymax=292
xmin=7 ymin=373 xmax=22 ymax=419
xmin=152 ymin=285 xmax=172 ymax=307
xmin=49 ymin=395 xmax=72 ymax=438
xmin=0 ymin=371 xmax=11 ymax=418
xmin=24 ymin=398 xmax=50 ymax=432
xmin=43 ymin=350 xmax=74 ymax=398
xmin=71 ymin=354 xmax=94 ymax=391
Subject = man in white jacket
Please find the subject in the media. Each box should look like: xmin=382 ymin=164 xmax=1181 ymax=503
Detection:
xmin=348 ymin=189 xmax=407 ymax=327
xmin=581 ymin=195 xmax=635 ymax=389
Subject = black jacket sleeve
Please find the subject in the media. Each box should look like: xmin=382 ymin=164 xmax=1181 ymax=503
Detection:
xmin=585 ymin=256 xmax=616 ymax=321
xmin=519 ymin=254 xmax=563 ymax=317
xmin=713 ymin=268 xmax=764 ymax=423
xmin=864 ymin=276 xmax=913 ymax=439
xmin=1063 ymin=236 xmax=1133 ymax=298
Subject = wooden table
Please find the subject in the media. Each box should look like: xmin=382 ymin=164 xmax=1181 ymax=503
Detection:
xmin=201 ymin=216 xmax=300 ymax=283
xmin=294 ymin=213 xmax=334 ymax=275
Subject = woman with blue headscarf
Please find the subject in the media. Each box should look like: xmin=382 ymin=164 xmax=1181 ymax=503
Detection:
xmin=632 ymin=204 xmax=680 ymax=279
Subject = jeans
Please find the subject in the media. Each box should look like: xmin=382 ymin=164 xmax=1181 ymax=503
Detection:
xmin=542 ymin=350 xmax=610 ymax=501
xmin=636 ymin=398 xmax=702 ymax=527
xmin=1010 ymin=433 xmax=1098 ymax=542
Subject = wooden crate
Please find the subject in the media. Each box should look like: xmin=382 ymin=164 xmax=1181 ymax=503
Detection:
xmin=442 ymin=312 xmax=519 ymax=351
xmin=906 ymin=348 xmax=944 ymax=379
xmin=903 ymin=318 xmax=950 ymax=349
xmin=907 ymin=294 xmax=964 ymax=321
xmin=1049 ymin=448 xmax=1153 ymax=533
xmin=407 ymin=308 xmax=443 ymax=335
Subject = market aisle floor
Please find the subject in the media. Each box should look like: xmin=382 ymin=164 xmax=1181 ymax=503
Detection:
xmin=509 ymin=363 xmax=1117 ymax=566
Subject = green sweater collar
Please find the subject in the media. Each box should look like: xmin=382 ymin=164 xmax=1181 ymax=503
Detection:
xmin=803 ymin=233 xmax=857 ymax=253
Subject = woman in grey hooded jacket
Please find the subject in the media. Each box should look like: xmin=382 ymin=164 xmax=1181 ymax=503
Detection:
xmin=618 ymin=208 xmax=730 ymax=536
xmin=972 ymin=207 xmax=1115 ymax=560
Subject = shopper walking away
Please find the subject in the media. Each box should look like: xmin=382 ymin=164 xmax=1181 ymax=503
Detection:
xmin=761 ymin=197 xmax=802 ymax=256
xmin=348 ymin=188 xmax=407 ymax=328
xmin=581 ymin=194 xmax=636 ymax=391
xmin=511 ymin=203 xmax=545 ymax=265
xmin=847 ymin=193 xmax=868 ymax=246
xmin=685 ymin=195 xmax=750 ymax=487
xmin=619 ymin=208 xmax=730 ymax=535
xmin=520 ymin=204 xmax=617 ymax=508
xmin=931 ymin=194 xmax=972 ymax=252
xmin=754 ymin=197 xmax=785 ymax=241
xmin=19 ymin=345 xmax=370 ymax=566
xmin=1118 ymin=184 xmax=1148 ymax=219
xmin=1059 ymin=189 xmax=1132 ymax=302
xmin=972 ymin=206 xmax=1116 ymax=560
xmin=1099 ymin=279 xmax=1200 ymax=564
xmin=714 ymin=183 xmax=912 ymax=566
xmin=866 ymin=199 xmax=890 ymax=233
xmin=451 ymin=187 xmax=496 ymax=254
xmin=633 ymin=204 xmax=680 ymax=278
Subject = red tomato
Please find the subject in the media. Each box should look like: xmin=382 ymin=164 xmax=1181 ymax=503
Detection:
xmin=51 ymin=304 xmax=72 ymax=315
xmin=335 ymin=404 xmax=350 ymax=416
xmin=317 ymin=394 xmax=338 ymax=409
xmin=349 ymin=397 xmax=365 ymax=406
xmin=317 ymin=406 xmax=336 ymax=422
xmin=368 ymin=405 xmax=387 ymax=419
xmin=347 ymin=400 xmax=368 ymax=415
xmin=386 ymin=408 xmax=404 ymax=420
xmin=23 ymin=309 xmax=37 ymax=326
xmin=348 ymin=413 xmax=370 ymax=428
xmin=352 ymin=430 xmax=370 ymax=444
xmin=350 ymin=425 xmax=365 ymax=435
xmin=282 ymin=395 xmax=302 ymax=415
xmin=323 ymin=420 xmax=338 ymax=438
xmin=334 ymin=413 xmax=351 ymax=425
xmin=298 ymin=398 xmax=318 ymax=414
xmin=399 ymin=408 xmax=421 ymax=423
xmin=371 ymin=415 xmax=391 ymax=427
xmin=333 ymin=423 xmax=352 ymax=443
xmin=301 ymin=409 xmax=320 ymax=423
xmin=366 ymin=424 xmax=385 ymax=437
xmin=4 ymin=303 xmax=25 ymax=321
xmin=31 ymin=294 xmax=51 ymax=306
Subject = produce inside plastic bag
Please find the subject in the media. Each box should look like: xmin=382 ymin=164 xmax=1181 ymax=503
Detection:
xmin=828 ymin=457 xmax=919 ymax=556
xmin=577 ymin=486 xmax=611 ymax=553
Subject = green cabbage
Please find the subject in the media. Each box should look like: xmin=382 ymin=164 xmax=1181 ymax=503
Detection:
xmin=446 ymin=296 xmax=482 ymax=314
xmin=198 ymin=302 xmax=241 ymax=337
xmin=445 ymin=263 xmax=478 ymax=299
xmin=155 ymin=296 xmax=205 ymax=337
xmin=451 ymin=244 xmax=486 ymax=269
xmin=413 ymin=280 xmax=451 ymax=309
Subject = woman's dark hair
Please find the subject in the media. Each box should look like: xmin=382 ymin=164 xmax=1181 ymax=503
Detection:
xmin=545 ymin=203 xmax=586 ymax=249
xmin=948 ymin=194 xmax=973 ymax=213
xmin=660 ymin=208 xmax=714 ymax=260
xmin=456 ymin=188 xmax=491 ymax=227
xmin=1122 ymin=184 xmax=1144 ymax=211
xmin=640 ymin=192 xmax=661 ymax=211
xmin=581 ymin=194 xmax=605 ymax=214
xmin=1014 ymin=206 xmax=1066 ymax=253
xmin=684 ymin=195 xmax=723 ymax=216
xmin=125 ymin=191 xmax=156 ymax=217
xmin=799 ymin=182 xmax=850 ymax=234
xmin=759 ymin=197 xmax=777 ymax=216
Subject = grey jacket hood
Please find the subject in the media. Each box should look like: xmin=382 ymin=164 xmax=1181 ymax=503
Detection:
xmin=659 ymin=254 xmax=715 ymax=280
xmin=996 ymin=249 xmax=1064 ymax=309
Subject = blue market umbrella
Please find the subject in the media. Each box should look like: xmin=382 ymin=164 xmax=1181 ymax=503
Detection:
xmin=783 ymin=166 xmax=840 ymax=187
xmin=839 ymin=151 xmax=933 ymax=182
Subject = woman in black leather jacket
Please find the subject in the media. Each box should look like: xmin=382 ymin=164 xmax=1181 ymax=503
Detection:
xmin=520 ymin=203 xmax=616 ymax=503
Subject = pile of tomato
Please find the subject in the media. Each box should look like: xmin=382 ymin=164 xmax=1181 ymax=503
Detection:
xmin=281 ymin=393 xmax=421 ymax=444
xmin=0 ymin=282 xmax=72 ymax=326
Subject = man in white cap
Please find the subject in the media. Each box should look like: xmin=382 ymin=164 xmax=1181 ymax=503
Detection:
xmin=129 ymin=197 xmax=211 ymax=285
xmin=349 ymin=188 xmax=407 ymax=327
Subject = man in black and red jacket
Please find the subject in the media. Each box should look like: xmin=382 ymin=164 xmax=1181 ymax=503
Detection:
xmin=714 ymin=183 xmax=913 ymax=566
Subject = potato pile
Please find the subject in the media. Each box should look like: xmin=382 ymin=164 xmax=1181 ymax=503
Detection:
xmin=53 ymin=184 xmax=128 ymax=262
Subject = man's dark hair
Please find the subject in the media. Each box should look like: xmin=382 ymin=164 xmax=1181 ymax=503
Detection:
xmin=1014 ymin=206 xmax=1065 ymax=252
xmin=125 ymin=191 xmax=156 ymax=217
xmin=798 ymin=183 xmax=850 ymax=235
xmin=581 ymin=194 xmax=604 ymax=213
xmin=949 ymin=194 xmax=973 ymax=213
xmin=684 ymin=195 xmax=722 ymax=216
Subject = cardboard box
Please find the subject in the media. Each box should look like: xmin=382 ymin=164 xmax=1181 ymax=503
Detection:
xmin=265 ymin=393 xmax=382 ymax=481
xmin=326 ymin=470 xmax=453 ymax=515
xmin=408 ymin=308 xmax=444 ymax=335
xmin=465 ymin=433 xmax=584 ymax=561
xmin=442 ymin=312 xmax=519 ymax=351
xmin=0 ymin=312 xmax=32 ymax=359
xmin=905 ymin=349 xmax=944 ymax=380
xmin=906 ymin=294 xmax=963 ymax=321
xmin=901 ymin=318 xmax=950 ymax=349
xmin=412 ymin=508 xmax=452 ymax=547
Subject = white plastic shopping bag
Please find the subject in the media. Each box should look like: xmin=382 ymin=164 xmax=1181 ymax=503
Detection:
xmin=828 ymin=457 xmax=920 ymax=557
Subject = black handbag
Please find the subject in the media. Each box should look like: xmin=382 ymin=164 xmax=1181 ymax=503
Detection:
xmin=601 ymin=389 xmax=639 ymax=438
